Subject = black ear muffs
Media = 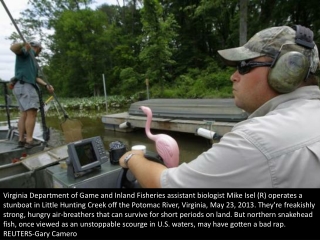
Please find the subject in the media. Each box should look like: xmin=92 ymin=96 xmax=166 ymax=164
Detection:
xmin=268 ymin=25 xmax=315 ymax=93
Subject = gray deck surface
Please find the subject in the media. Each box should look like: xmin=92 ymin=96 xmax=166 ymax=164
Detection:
xmin=129 ymin=98 xmax=248 ymax=122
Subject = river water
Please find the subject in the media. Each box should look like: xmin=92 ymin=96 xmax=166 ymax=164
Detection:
xmin=1 ymin=109 xmax=212 ymax=164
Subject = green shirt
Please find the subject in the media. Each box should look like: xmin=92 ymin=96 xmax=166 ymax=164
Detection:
xmin=14 ymin=48 xmax=38 ymax=84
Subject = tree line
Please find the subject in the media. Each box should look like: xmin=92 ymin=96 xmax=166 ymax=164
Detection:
xmin=5 ymin=0 xmax=320 ymax=99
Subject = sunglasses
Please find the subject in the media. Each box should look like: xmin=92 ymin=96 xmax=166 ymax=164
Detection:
xmin=237 ymin=60 xmax=273 ymax=75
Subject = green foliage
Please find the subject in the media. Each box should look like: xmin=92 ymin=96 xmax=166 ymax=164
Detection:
xmin=48 ymin=95 xmax=134 ymax=111
xmin=149 ymin=63 xmax=233 ymax=99
xmin=138 ymin=0 xmax=179 ymax=96
xmin=47 ymin=9 xmax=111 ymax=97
xmin=7 ymin=0 xmax=320 ymax=100
xmin=119 ymin=67 xmax=142 ymax=94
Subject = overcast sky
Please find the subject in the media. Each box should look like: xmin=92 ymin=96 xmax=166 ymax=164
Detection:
xmin=0 ymin=0 xmax=121 ymax=81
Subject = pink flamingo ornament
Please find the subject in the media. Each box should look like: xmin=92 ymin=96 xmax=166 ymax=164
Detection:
xmin=140 ymin=106 xmax=179 ymax=168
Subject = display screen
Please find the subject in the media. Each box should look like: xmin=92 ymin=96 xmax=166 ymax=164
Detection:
xmin=75 ymin=142 xmax=98 ymax=167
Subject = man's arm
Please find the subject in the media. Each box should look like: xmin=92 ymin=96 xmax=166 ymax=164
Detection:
xmin=119 ymin=150 xmax=167 ymax=188
xmin=10 ymin=42 xmax=31 ymax=54
xmin=36 ymin=77 xmax=54 ymax=94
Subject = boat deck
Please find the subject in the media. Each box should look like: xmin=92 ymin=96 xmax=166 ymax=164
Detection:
xmin=0 ymin=139 xmax=46 ymax=165
xmin=0 ymin=120 xmax=47 ymax=165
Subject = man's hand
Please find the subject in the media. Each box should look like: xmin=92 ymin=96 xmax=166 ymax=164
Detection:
xmin=24 ymin=42 xmax=31 ymax=51
xmin=119 ymin=150 xmax=144 ymax=168
xmin=46 ymin=84 xmax=54 ymax=94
